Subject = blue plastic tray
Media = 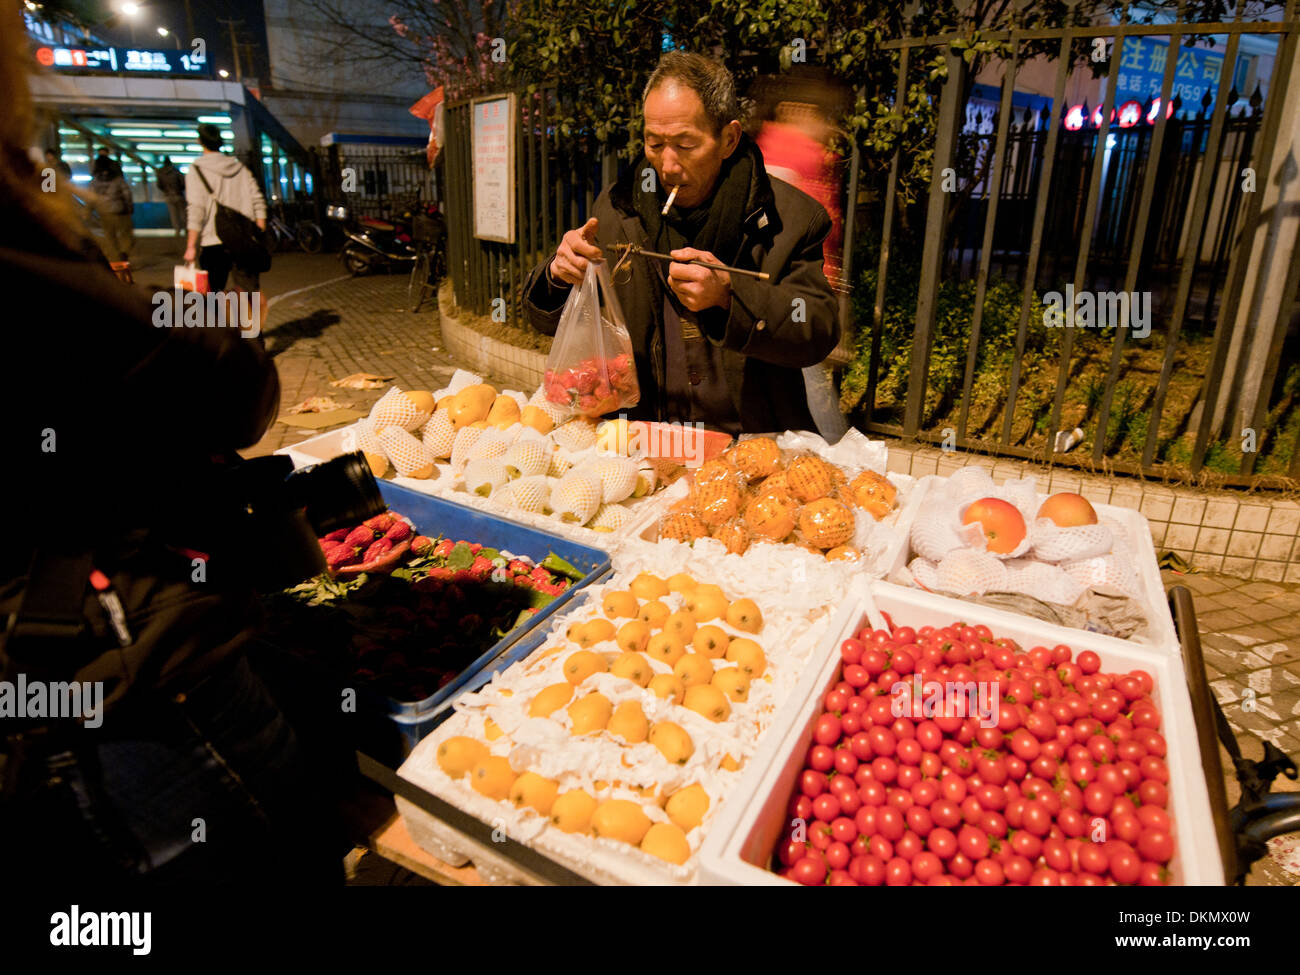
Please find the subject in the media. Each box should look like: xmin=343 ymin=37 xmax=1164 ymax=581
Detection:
xmin=375 ymin=481 xmax=610 ymax=724
xmin=386 ymin=582 xmax=604 ymax=754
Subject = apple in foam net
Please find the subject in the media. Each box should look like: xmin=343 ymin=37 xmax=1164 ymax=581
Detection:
xmin=960 ymin=497 xmax=1027 ymax=554
xmin=1036 ymin=492 xmax=1098 ymax=527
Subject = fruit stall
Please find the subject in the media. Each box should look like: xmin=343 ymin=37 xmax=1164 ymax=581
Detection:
xmin=267 ymin=375 xmax=1237 ymax=885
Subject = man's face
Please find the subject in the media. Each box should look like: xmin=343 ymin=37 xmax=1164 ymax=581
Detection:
xmin=643 ymin=81 xmax=740 ymax=209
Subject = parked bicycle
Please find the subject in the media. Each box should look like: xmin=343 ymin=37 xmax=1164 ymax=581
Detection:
xmin=266 ymin=199 xmax=324 ymax=254
xmin=408 ymin=208 xmax=447 ymax=313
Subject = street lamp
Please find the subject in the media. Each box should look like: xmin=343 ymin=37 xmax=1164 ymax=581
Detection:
xmin=157 ymin=25 xmax=179 ymax=49
xmin=117 ymin=1 xmax=141 ymax=45
xmin=218 ymin=68 xmax=229 ymax=78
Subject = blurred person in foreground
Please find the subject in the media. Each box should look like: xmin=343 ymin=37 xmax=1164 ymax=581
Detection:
xmin=89 ymin=153 xmax=135 ymax=264
xmin=0 ymin=4 xmax=336 ymax=886
xmin=753 ymin=72 xmax=853 ymax=441
xmin=524 ymin=51 xmax=839 ymax=436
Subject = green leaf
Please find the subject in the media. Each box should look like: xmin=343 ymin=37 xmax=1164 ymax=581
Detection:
xmin=446 ymin=543 xmax=475 ymax=570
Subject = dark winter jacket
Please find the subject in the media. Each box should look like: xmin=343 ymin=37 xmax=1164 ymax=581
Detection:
xmin=523 ymin=143 xmax=839 ymax=435
xmin=156 ymin=163 xmax=185 ymax=200
xmin=0 ymin=207 xmax=279 ymax=712
xmin=90 ymin=172 xmax=134 ymax=216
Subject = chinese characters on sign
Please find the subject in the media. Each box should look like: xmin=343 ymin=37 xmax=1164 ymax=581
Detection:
xmin=1115 ymin=37 xmax=1225 ymax=108
xmin=471 ymin=94 xmax=517 ymax=244
xmin=33 ymin=45 xmax=210 ymax=76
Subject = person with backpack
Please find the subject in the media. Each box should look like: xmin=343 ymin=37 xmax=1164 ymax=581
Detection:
xmin=155 ymin=155 xmax=187 ymax=240
xmin=183 ymin=123 xmax=269 ymax=290
xmin=89 ymin=154 xmax=135 ymax=263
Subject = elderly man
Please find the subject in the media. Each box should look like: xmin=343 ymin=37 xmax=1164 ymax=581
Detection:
xmin=524 ymin=52 xmax=839 ymax=435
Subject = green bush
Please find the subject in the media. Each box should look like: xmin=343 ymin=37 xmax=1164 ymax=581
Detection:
xmin=839 ymin=249 xmax=1051 ymax=427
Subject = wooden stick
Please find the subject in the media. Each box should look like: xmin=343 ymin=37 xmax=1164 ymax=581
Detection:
xmin=606 ymin=244 xmax=770 ymax=281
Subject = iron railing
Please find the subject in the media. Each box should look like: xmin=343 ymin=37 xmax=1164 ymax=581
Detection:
xmin=859 ymin=1 xmax=1300 ymax=486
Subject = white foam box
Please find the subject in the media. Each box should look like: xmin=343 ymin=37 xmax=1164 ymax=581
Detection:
xmin=621 ymin=472 xmax=922 ymax=578
xmin=699 ymin=581 xmax=1224 ymax=886
xmin=275 ymin=422 xmax=364 ymax=469
xmin=887 ymin=475 xmax=1179 ymax=654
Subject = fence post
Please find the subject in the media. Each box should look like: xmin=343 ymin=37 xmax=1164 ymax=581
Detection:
xmin=904 ymin=50 xmax=965 ymax=438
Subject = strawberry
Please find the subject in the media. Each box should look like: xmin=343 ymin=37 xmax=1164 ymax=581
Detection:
xmin=345 ymin=525 xmax=376 ymax=550
xmin=468 ymin=543 xmax=482 ymax=554
xmin=433 ymin=538 xmax=455 ymax=558
xmin=411 ymin=535 xmax=435 ymax=556
xmin=363 ymin=513 xmax=395 ymax=533
xmin=471 ymin=555 xmax=495 ymax=576
xmin=530 ymin=565 xmax=552 ymax=582
xmin=326 ymin=546 xmax=359 ymax=569
xmin=363 ymin=537 xmax=394 ymax=563
xmin=507 ymin=559 xmax=532 ymax=575
xmin=385 ymin=520 xmax=412 ymax=542
xmin=452 ymin=569 xmax=475 ymax=583
xmin=322 ymin=528 xmax=350 ymax=543
xmin=426 ymin=566 xmax=454 ymax=580
xmin=513 ymin=575 xmax=535 ymax=589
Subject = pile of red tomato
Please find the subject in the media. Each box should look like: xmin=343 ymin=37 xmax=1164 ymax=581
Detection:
xmin=774 ymin=620 xmax=1176 ymax=886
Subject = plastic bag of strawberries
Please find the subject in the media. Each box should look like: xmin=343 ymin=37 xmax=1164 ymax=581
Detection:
xmin=543 ymin=260 xmax=640 ymax=418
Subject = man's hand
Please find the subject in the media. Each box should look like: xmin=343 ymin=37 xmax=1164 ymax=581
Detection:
xmin=549 ymin=217 xmax=601 ymax=286
xmin=183 ymin=244 xmax=197 ymax=263
xmin=667 ymin=247 xmax=732 ymax=312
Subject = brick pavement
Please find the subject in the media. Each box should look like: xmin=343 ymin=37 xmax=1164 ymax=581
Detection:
xmin=237 ymin=261 xmax=1300 ymax=885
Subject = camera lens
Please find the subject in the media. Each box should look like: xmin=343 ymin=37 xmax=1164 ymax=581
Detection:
xmin=289 ymin=451 xmax=386 ymax=535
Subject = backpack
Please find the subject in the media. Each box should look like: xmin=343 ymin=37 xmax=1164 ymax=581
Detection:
xmin=193 ymin=165 xmax=271 ymax=273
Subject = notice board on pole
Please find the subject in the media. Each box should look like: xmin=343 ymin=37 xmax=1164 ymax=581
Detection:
xmin=471 ymin=93 xmax=516 ymax=244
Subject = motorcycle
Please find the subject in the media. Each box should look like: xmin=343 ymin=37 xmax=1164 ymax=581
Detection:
xmin=327 ymin=203 xmax=443 ymax=279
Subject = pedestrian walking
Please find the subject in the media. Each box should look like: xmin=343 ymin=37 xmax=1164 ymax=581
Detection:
xmin=155 ymin=155 xmax=187 ymax=240
xmin=183 ymin=123 xmax=269 ymax=292
xmin=44 ymin=148 xmax=71 ymax=183
xmin=89 ymin=154 xmax=134 ymax=263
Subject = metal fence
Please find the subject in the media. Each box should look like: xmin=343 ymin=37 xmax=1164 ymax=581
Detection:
xmin=320 ymin=144 xmax=439 ymax=221
xmin=859 ymin=2 xmax=1300 ymax=486
xmin=441 ymin=88 xmax=609 ymax=322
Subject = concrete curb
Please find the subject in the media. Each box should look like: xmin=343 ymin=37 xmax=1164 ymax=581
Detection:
xmin=438 ymin=298 xmax=548 ymax=392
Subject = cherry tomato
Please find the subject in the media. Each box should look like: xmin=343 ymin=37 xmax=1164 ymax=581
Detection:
xmin=777 ymin=837 xmax=806 ymax=866
xmin=1135 ymin=805 xmax=1172 ymax=832
xmin=957 ymin=825 xmax=990 ymax=860
xmin=792 ymin=855 xmax=826 ymax=886
xmin=1138 ymin=861 xmax=1169 ymax=886
xmin=833 ymin=749 xmax=859 ymax=776
xmin=800 ymin=769 xmax=827 ymax=798
xmin=859 ymin=780 xmax=887 ymax=806
xmin=843 ymin=664 xmax=870 ymax=689
xmin=906 ymin=805 xmax=934 ymax=837
xmin=825 ymin=840 xmax=851 ymax=870
xmin=812 ymin=793 xmax=841 ymax=823
xmin=1077 ymin=651 xmax=1101 ymax=675
xmin=809 ymin=823 xmax=833 ymax=851
xmin=1096 ymin=765 xmax=1128 ymax=796
xmin=825 ymin=688 xmax=851 ymax=713
xmin=808 ymin=744 xmax=835 ymax=772
xmin=840 ymin=638 xmax=865 ymax=664
xmin=1057 ymin=807 xmax=1088 ymax=838
xmin=930 ymin=798 xmax=962 ymax=829
xmin=912 ymin=851 xmax=943 ymax=881
xmin=1021 ymin=800 xmax=1051 ymax=836
xmin=871 ymin=756 xmax=899 ymax=784
xmin=1137 ymin=828 xmax=1174 ymax=864
xmin=1137 ymin=779 xmax=1168 ymax=808
xmin=980 ymin=811 xmax=1008 ymax=838
xmin=1140 ymin=755 xmax=1169 ymax=783
xmin=1109 ymin=846 xmax=1141 ymax=884
xmin=814 ymin=714 xmax=842 ymax=747
xmin=868 ymin=835 xmax=893 ymax=862
xmin=974 ymin=858 xmax=1005 ymax=885
xmin=884 ymin=857 xmax=912 ymax=886
xmin=840 ymin=713 xmax=862 ymax=737
xmin=895 ymin=831 xmax=923 ymax=861
xmin=876 ymin=805 xmax=905 ymax=841
xmin=852 ymin=854 xmax=885 ymax=886
xmin=791 ymin=794 xmax=814 ymax=822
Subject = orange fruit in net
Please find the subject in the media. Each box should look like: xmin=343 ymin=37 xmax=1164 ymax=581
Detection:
xmin=799 ymin=497 xmax=856 ymax=549
xmin=786 ymin=455 xmax=836 ymax=503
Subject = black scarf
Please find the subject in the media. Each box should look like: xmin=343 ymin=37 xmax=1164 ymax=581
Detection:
xmin=632 ymin=134 xmax=760 ymax=268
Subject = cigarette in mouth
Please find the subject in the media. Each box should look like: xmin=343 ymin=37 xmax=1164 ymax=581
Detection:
xmin=661 ymin=185 xmax=678 ymax=216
